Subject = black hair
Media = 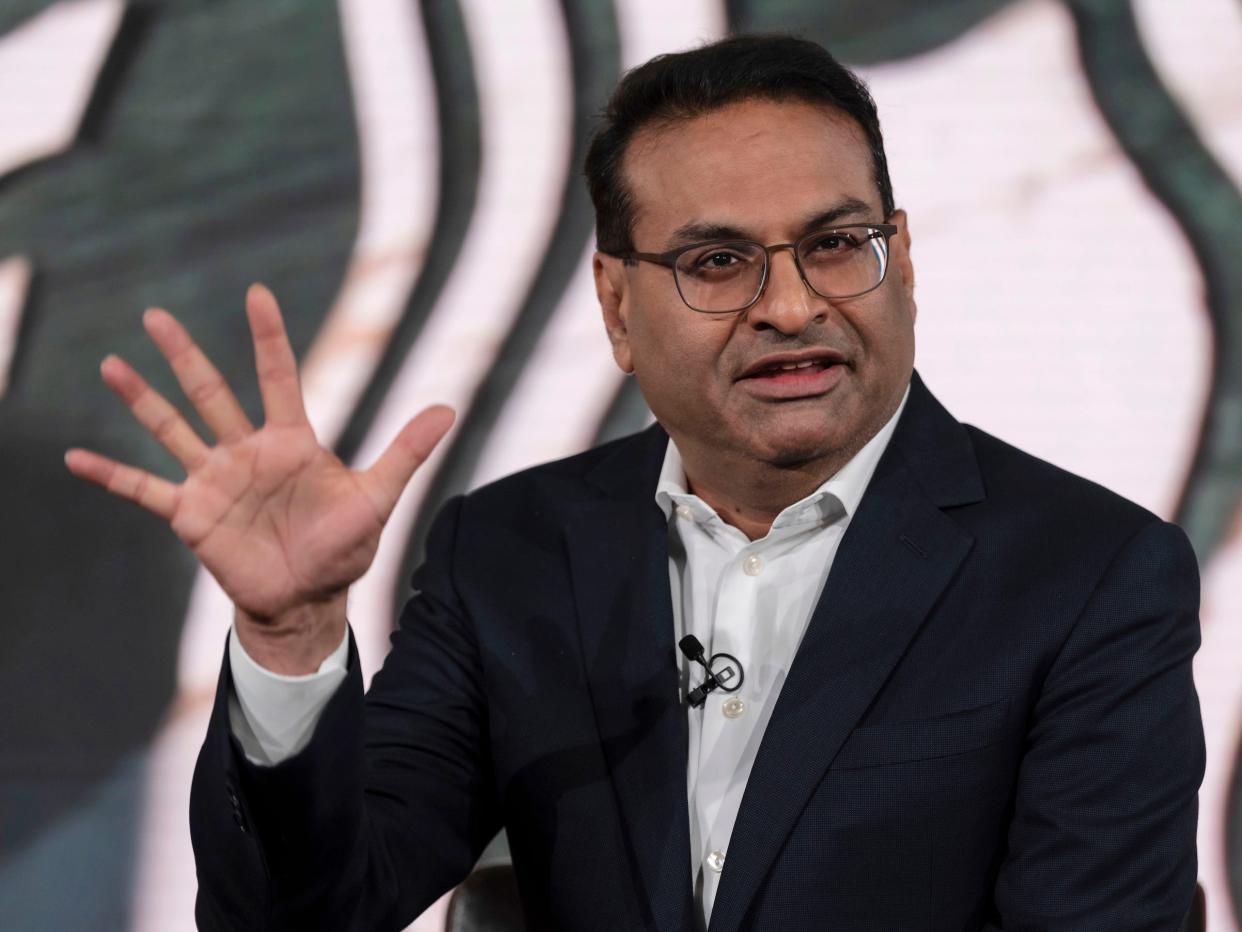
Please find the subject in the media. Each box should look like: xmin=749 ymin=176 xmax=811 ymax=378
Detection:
xmin=584 ymin=34 xmax=895 ymax=254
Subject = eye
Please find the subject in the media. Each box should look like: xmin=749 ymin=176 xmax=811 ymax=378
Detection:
xmin=700 ymin=250 xmax=740 ymax=268
xmin=678 ymin=242 xmax=763 ymax=279
xmin=800 ymin=229 xmax=874 ymax=269
xmin=806 ymin=231 xmax=860 ymax=254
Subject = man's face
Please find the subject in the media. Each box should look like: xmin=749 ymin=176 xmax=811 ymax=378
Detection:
xmin=595 ymin=98 xmax=917 ymax=471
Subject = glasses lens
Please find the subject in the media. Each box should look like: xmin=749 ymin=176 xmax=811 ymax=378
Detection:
xmin=798 ymin=227 xmax=889 ymax=299
xmin=674 ymin=241 xmax=766 ymax=312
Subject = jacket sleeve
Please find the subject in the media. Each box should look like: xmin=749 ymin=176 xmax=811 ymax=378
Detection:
xmin=190 ymin=494 xmax=502 ymax=931
xmin=986 ymin=520 xmax=1205 ymax=931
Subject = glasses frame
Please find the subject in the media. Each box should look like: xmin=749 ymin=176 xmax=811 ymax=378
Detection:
xmin=610 ymin=222 xmax=899 ymax=314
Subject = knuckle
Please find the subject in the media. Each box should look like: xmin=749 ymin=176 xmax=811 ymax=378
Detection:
xmin=186 ymin=376 xmax=225 ymax=406
xmin=258 ymin=363 xmax=295 ymax=384
xmin=152 ymin=412 xmax=181 ymax=442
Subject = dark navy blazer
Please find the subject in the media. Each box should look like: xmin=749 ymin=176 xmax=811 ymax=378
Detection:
xmin=190 ymin=372 xmax=1204 ymax=931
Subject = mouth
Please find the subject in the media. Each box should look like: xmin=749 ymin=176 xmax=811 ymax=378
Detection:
xmin=737 ymin=351 xmax=849 ymax=399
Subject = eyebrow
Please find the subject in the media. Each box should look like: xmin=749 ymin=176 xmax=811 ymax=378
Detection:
xmin=665 ymin=197 xmax=876 ymax=248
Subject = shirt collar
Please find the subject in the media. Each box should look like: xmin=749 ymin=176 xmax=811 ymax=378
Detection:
xmin=654 ymin=383 xmax=911 ymax=529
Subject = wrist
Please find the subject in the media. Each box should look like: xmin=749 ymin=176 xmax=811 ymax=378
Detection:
xmin=234 ymin=593 xmax=349 ymax=675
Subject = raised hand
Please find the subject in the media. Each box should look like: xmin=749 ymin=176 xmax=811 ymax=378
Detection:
xmin=65 ymin=285 xmax=454 ymax=672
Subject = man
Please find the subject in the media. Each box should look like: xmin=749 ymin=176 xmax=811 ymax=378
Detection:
xmin=66 ymin=36 xmax=1203 ymax=931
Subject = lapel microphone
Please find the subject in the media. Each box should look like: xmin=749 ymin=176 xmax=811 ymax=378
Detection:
xmin=679 ymin=635 xmax=745 ymax=708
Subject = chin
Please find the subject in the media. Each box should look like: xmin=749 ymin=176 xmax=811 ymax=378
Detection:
xmin=749 ymin=398 xmax=880 ymax=466
xmin=765 ymin=446 xmax=834 ymax=470
xmin=748 ymin=426 xmax=839 ymax=470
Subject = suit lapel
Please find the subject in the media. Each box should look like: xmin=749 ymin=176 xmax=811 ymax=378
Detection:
xmin=567 ymin=427 xmax=695 ymax=932
xmin=707 ymin=375 xmax=982 ymax=932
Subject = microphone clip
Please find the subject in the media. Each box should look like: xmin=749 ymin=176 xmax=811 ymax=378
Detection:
xmin=679 ymin=635 xmax=745 ymax=708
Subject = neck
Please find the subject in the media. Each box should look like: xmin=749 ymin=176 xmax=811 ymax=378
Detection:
xmin=677 ymin=440 xmax=865 ymax=542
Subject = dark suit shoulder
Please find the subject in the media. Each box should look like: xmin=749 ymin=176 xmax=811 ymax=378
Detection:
xmin=441 ymin=427 xmax=664 ymax=565
xmin=960 ymin=423 xmax=1167 ymax=556
xmin=463 ymin=426 xmax=660 ymax=513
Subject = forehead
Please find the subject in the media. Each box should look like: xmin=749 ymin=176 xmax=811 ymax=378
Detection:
xmin=623 ymin=98 xmax=879 ymax=245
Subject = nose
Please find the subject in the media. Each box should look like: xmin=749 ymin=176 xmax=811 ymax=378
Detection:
xmin=743 ymin=245 xmax=826 ymax=334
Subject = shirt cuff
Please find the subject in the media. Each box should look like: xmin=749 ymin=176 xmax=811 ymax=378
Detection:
xmin=226 ymin=622 xmax=350 ymax=766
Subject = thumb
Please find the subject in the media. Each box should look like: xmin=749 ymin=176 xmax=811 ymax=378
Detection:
xmin=362 ymin=405 xmax=456 ymax=520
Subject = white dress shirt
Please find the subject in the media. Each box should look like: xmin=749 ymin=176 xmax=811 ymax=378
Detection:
xmin=227 ymin=623 xmax=349 ymax=766
xmin=228 ymin=387 xmax=908 ymax=925
xmin=655 ymin=389 xmax=907 ymax=927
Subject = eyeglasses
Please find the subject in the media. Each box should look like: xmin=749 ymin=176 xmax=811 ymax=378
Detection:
xmin=610 ymin=223 xmax=898 ymax=314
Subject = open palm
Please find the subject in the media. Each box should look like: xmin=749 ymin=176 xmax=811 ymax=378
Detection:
xmin=66 ymin=284 xmax=454 ymax=627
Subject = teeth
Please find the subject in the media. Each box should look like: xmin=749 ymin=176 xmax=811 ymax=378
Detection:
xmin=774 ymin=360 xmax=819 ymax=371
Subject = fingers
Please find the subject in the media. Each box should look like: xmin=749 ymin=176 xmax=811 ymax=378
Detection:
xmin=100 ymin=355 xmax=209 ymax=471
xmin=246 ymin=283 xmax=309 ymax=428
xmin=143 ymin=308 xmax=254 ymax=442
xmin=64 ymin=448 xmax=179 ymax=520
xmin=361 ymin=405 xmax=456 ymax=520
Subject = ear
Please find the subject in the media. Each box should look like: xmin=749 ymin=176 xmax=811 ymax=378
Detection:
xmin=593 ymin=252 xmax=635 ymax=373
xmin=889 ymin=208 xmax=918 ymax=324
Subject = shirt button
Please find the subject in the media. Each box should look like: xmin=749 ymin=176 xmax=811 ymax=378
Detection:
xmin=742 ymin=553 xmax=764 ymax=576
xmin=706 ymin=850 xmax=726 ymax=872
xmin=676 ymin=504 xmax=693 ymax=520
xmin=722 ymin=696 xmax=746 ymax=719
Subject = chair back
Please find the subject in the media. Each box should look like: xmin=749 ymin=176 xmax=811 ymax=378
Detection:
xmin=445 ymin=863 xmax=526 ymax=932
xmin=1177 ymin=882 xmax=1206 ymax=932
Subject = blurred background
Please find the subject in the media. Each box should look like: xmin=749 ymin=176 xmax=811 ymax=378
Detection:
xmin=0 ymin=0 xmax=1239 ymax=928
